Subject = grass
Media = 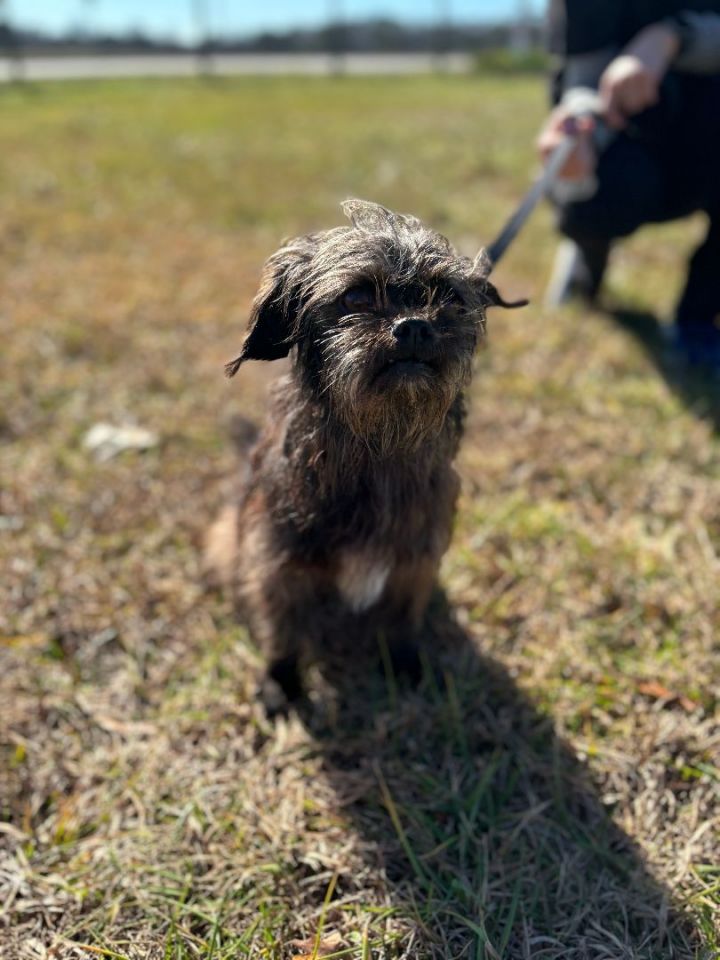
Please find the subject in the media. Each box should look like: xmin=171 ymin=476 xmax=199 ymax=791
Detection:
xmin=0 ymin=74 xmax=718 ymax=959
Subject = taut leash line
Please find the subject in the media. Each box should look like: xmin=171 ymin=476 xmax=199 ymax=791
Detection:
xmin=484 ymin=89 xmax=614 ymax=272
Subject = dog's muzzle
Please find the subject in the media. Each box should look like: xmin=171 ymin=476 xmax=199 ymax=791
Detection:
xmin=391 ymin=317 xmax=437 ymax=362
xmin=374 ymin=318 xmax=440 ymax=385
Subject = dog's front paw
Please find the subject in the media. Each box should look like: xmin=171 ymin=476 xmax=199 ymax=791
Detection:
xmin=387 ymin=637 xmax=423 ymax=686
xmin=258 ymin=656 xmax=304 ymax=717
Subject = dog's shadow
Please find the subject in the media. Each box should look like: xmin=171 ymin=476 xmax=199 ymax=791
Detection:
xmin=294 ymin=592 xmax=701 ymax=958
xmin=610 ymin=306 xmax=720 ymax=433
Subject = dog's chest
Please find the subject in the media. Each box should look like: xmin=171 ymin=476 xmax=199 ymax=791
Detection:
xmin=335 ymin=550 xmax=391 ymax=613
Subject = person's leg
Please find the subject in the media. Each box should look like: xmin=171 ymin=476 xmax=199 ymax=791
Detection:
xmin=667 ymin=212 xmax=720 ymax=366
xmin=676 ymin=214 xmax=720 ymax=329
xmin=552 ymin=74 xmax=702 ymax=303
xmin=663 ymin=76 xmax=720 ymax=364
xmin=553 ymin=136 xmax=667 ymax=302
xmin=670 ymin=76 xmax=720 ymax=334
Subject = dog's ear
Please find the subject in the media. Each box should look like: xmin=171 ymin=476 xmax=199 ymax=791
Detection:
xmin=225 ymin=241 xmax=313 ymax=377
xmin=472 ymin=249 xmax=528 ymax=310
xmin=481 ymin=279 xmax=529 ymax=310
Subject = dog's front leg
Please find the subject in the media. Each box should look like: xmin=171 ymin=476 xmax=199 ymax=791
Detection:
xmin=244 ymin=565 xmax=326 ymax=715
xmin=379 ymin=556 xmax=438 ymax=683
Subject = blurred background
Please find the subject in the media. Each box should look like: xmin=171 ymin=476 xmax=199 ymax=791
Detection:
xmin=0 ymin=0 xmax=546 ymax=78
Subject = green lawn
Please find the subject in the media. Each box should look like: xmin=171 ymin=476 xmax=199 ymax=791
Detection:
xmin=1 ymin=75 xmax=718 ymax=959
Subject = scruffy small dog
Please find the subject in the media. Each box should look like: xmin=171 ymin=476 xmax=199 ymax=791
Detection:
xmin=206 ymin=200 xmax=522 ymax=710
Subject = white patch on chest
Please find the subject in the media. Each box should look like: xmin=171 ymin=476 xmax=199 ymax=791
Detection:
xmin=336 ymin=551 xmax=391 ymax=613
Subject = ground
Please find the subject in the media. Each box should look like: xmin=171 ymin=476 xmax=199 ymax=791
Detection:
xmin=0 ymin=75 xmax=718 ymax=960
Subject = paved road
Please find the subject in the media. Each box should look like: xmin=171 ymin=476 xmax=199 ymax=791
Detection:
xmin=0 ymin=52 xmax=473 ymax=82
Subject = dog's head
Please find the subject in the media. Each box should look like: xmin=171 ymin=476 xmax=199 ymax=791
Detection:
xmin=227 ymin=200 xmax=524 ymax=456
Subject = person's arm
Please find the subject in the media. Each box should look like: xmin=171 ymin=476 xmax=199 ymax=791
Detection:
xmin=569 ymin=14 xmax=720 ymax=130
xmin=561 ymin=48 xmax=616 ymax=91
xmin=598 ymin=22 xmax=680 ymax=129
xmin=666 ymin=12 xmax=720 ymax=74
xmin=538 ymin=9 xmax=720 ymax=178
xmin=538 ymin=20 xmax=680 ymax=169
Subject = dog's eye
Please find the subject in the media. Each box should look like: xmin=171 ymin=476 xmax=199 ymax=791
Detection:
xmin=388 ymin=283 xmax=425 ymax=309
xmin=342 ymin=286 xmax=377 ymax=314
xmin=437 ymin=284 xmax=465 ymax=309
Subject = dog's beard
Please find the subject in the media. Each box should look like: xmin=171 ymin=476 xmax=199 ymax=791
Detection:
xmin=321 ymin=332 xmax=473 ymax=458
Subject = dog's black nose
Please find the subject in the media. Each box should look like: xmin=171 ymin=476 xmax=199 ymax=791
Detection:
xmin=391 ymin=318 xmax=436 ymax=358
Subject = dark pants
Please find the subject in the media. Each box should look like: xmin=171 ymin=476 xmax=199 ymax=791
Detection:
xmin=556 ymin=74 xmax=720 ymax=328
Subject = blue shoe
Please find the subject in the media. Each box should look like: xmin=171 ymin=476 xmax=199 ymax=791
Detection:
xmin=664 ymin=323 xmax=720 ymax=376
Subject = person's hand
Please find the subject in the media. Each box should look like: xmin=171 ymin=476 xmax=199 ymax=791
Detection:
xmin=599 ymin=23 xmax=681 ymax=129
xmin=537 ymin=106 xmax=597 ymax=181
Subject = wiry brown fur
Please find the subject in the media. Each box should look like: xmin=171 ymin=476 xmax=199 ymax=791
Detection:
xmin=206 ymin=200 xmax=523 ymax=709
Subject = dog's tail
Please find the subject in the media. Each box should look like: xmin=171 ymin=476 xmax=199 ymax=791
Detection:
xmin=203 ymin=416 xmax=259 ymax=590
xmin=203 ymin=504 xmax=238 ymax=590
